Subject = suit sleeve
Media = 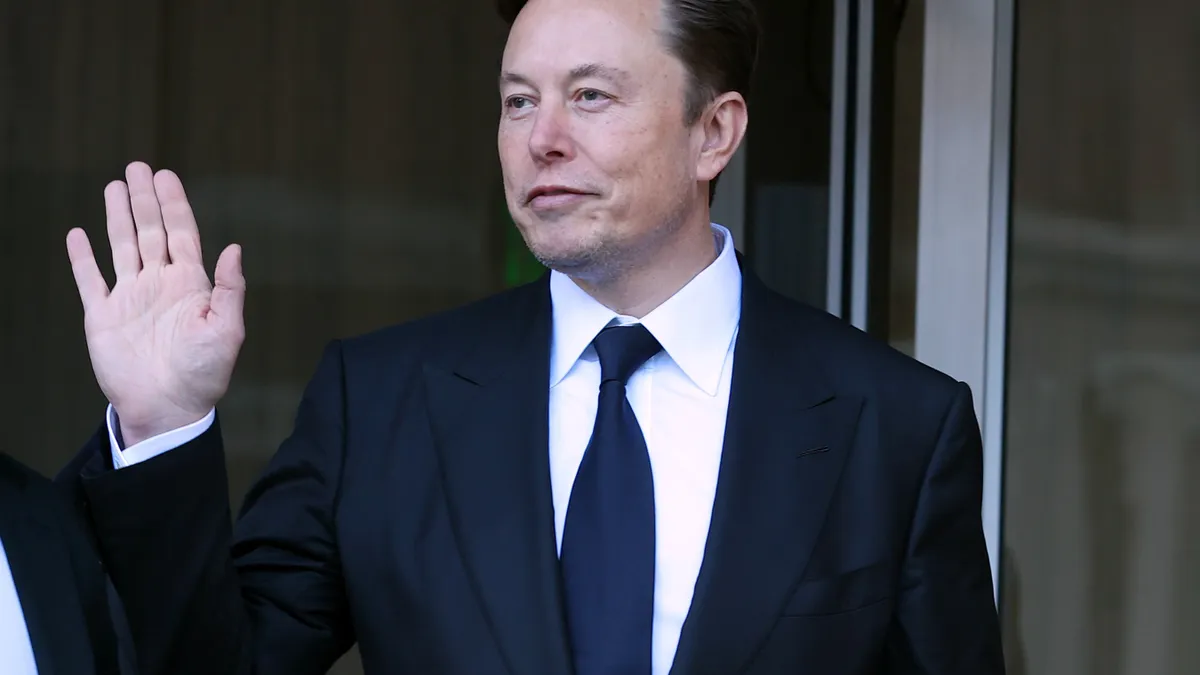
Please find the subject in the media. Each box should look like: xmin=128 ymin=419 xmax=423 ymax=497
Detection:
xmin=889 ymin=382 xmax=1007 ymax=673
xmin=65 ymin=341 xmax=354 ymax=675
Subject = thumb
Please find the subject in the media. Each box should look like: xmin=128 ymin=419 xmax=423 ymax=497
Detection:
xmin=211 ymin=243 xmax=245 ymax=323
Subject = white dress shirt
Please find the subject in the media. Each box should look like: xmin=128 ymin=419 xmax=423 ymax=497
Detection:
xmin=0 ymin=537 xmax=39 ymax=675
xmin=108 ymin=223 xmax=743 ymax=675
xmin=547 ymin=224 xmax=741 ymax=673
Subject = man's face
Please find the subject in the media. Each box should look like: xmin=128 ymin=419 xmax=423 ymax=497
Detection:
xmin=498 ymin=0 xmax=704 ymax=280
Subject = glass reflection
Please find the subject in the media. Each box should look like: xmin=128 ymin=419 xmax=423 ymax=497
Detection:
xmin=1002 ymin=0 xmax=1200 ymax=673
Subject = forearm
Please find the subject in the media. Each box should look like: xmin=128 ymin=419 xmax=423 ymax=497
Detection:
xmin=61 ymin=342 xmax=355 ymax=675
xmin=77 ymin=419 xmax=254 ymax=675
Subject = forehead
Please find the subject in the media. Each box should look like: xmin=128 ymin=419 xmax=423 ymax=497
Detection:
xmin=501 ymin=0 xmax=675 ymax=80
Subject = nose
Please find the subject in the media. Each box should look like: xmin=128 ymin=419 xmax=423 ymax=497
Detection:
xmin=528 ymin=104 xmax=574 ymax=164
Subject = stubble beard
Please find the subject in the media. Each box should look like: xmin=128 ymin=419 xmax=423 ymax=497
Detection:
xmin=526 ymin=199 xmax=693 ymax=288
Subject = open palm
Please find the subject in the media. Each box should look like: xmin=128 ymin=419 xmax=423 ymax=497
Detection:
xmin=66 ymin=162 xmax=245 ymax=446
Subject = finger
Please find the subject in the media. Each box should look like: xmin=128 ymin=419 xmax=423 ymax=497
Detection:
xmin=154 ymin=169 xmax=204 ymax=266
xmin=126 ymin=161 xmax=169 ymax=267
xmin=65 ymin=227 xmax=111 ymax=309
xmin=211 ymin=244 xmax=246 ymax=327
xmin=104 ymin=180 xmax=142 ymax=279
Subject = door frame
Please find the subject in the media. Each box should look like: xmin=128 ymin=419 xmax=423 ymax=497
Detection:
xmin=912 ymin=0 xmax=1016 ymax=604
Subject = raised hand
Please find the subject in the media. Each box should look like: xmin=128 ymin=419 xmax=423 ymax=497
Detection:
xmin=66 ymin=161 xmax=245 ymax=447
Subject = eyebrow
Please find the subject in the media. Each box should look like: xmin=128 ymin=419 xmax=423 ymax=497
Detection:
xmin=499 ymin=63 xmax=633 ymax=89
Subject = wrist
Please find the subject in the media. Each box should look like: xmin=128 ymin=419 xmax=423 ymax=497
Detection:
xmin=114 ymin=407 xmax=209 ymax=448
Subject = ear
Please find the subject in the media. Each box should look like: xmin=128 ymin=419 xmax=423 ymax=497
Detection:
xmin=695 ymin=92 xmax=748 ymax=182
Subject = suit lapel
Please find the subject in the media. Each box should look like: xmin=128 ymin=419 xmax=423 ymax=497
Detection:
xmin=0 ymin=457 xmax=96 ymax=675
xmin=669 ymin=273 xmax=864 ymax=675
xmin=422 ymin=277 xmax=574 ymax=675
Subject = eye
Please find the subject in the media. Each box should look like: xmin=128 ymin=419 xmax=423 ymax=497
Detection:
xmin=505 ymin=95 xmax=533 ymax=110
xmin=576 ymin=89 xmax=612 ymax=109
xmin=503 ymin=95 xmax=537 ymax=119
xmin=576 ymin=88 xmax=614 ymax=111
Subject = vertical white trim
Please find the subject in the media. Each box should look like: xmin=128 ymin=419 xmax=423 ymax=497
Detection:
xmin=849 ymin=0 xmax=876 ymax=331
xmin=983 ymin=0 xmax=1014 ymax=607
xmin=826 ymin=0 xmax=853 ymax=317
xmin=914 ymin=0 xmax=1013 ymax=603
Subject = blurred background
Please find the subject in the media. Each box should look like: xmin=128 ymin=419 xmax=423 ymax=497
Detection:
xmin=1 ymin=0 xmax=1196 ymax=673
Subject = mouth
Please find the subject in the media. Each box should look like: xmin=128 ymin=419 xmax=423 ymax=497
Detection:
xmin=526 ymin=185 xmax=595 ymax=210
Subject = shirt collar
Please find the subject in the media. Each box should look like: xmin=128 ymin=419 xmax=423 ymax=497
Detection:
xmin=548 ymin=223 xmax=743 ymax=395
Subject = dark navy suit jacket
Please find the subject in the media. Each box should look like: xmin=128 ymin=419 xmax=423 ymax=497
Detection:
xmin=62 ymin=266 xmax=1005 ymax=674
xmin=0 ymin=453 xmax=127 ymax=675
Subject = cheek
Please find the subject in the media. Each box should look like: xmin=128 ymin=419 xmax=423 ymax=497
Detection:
xmin=497 ymin=133 xmax=528 ymax=186
xmin=618 ymin=134 xmax=695 ymax=198
xmin=588 ymin=122 xmax=687 ymax=187
xmin=497 ymin=122 xmax=527 ymax=159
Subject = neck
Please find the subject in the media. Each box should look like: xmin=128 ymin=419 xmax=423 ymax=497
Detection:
xmin=571 ymin=216 xmax=719 ymax=318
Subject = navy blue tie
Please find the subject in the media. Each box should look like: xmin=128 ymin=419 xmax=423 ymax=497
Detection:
xmin=560 ymin=324 xmax=662 ymax=675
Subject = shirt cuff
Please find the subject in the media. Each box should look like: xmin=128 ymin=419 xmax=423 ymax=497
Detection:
xmin=107 ymin=405 xmax=216 ymax=469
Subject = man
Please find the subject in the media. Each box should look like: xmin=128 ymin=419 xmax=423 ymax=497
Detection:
xmin=0 ymin=453 xmax=126 ymax=674
xmin=61 ymin=0 xmax=1006 ymax=673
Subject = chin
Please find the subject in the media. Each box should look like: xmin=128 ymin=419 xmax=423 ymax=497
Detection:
xmin=529 ymin=243 xmax=598 ymax=272
xmin=518 ymin=211 xmax=633 ymax=277
xmin=525 ymin=238 xmax=617 ymax=281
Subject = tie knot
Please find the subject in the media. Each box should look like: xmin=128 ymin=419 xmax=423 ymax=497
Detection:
xmin=592 ymin=324 xmax=662 ymax=385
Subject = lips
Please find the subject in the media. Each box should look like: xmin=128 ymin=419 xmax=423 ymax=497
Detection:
xmin=525 ymin=185 xmax=596 ymax=211
xmin=526 ymin=185 xmax=591 ymax=203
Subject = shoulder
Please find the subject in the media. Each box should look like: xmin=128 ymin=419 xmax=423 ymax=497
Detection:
xmin=752 ymin=281 xmax=968 ymax=418
xmin=0 ymin=453 xmax=91 ymax=543
xmin=301 ymin=277 xmax=549 ymax=386
xmin=744 ymin=287 xmax=978 ymax=485
xmin=0 ymin=452 xmax=54 ymax=501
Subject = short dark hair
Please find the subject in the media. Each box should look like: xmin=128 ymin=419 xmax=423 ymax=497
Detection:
xmin=496 ymin=0 xmax=760 ymax=202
